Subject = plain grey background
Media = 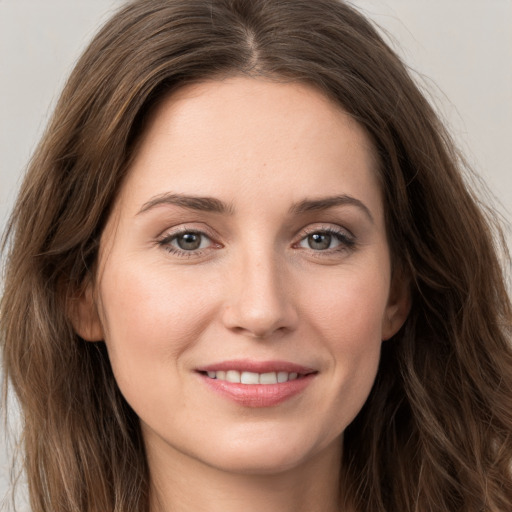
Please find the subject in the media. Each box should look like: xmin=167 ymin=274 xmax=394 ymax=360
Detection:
xmin=1 ymin=0 xmax=511 ymax=507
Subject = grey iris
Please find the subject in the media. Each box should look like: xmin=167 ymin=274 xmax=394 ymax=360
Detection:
xmin=308 ymin=233 xmax=331 ymax=250
xmin=177 ymin=233 xmax=202 ymax=250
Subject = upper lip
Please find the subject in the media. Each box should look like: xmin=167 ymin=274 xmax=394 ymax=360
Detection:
xmin=196 ymin=359 xmax=317 ymax=375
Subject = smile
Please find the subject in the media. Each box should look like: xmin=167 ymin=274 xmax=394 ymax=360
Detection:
xmin=196 ymin=360 xmax=317 ymax=407
xmin=204 ymin=370 xmax=300 ymax=384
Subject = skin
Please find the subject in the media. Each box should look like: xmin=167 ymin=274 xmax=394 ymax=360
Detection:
xmin=75 ymin=77 xmax=409 ymax=512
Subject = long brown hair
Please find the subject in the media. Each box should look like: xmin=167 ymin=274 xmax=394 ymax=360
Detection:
xmin=2 ymin=0 xmax=511 ymax=511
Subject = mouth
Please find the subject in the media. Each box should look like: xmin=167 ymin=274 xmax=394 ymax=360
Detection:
xmin=200 ymin=370 xmax=305 ymax=384
xmin=196 ymin=360 xmax=317 ymax=407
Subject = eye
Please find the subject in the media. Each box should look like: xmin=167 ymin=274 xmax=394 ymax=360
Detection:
xmin=297 ymin=228 xmax=355 ymax=252
xmin=301 ymin=232 xmax=337 ymax=250
xmin=157 ymin=229 xmax=215 ymax=255
xmin=172 ymin=232 xmax=209 ymax=251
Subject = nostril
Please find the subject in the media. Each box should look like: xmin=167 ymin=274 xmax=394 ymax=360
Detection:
xmin=220 ymin=268 xmax=299 ymax=337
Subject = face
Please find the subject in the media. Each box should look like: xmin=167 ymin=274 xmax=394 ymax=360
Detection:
xmin=76 ymin=77 xmax=408 ymax=477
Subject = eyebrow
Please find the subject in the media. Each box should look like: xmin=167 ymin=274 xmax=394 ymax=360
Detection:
xmin=289 ymin=195 xmax=374 ymax=223
xmin=137 ymin=193 xmax=233 ymax=216
xmin=137 ymin=192 xmax=373 ymax=223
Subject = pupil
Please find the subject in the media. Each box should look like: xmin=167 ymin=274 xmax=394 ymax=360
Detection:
xmin=177 ymin=233 xmax=201 ymax=250
xmin=309 ymin=233 xmax=331 ymax=250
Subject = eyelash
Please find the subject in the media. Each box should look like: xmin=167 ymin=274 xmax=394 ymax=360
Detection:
xmin=156 ymin=225 xmax=356 ymax=258
xmin=156 ymin=227 xmax=218 ymax=257
xmin=294 ymin=225 xmax=356 ymax=254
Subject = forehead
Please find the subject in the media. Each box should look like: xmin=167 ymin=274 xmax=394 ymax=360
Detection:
xmin=118 ymin=77 xmax=382 ymax=219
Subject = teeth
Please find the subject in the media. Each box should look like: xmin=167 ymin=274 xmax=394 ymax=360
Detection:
xmin=205 ymin=370 xmax=302 ymax=384
xmin=259 ymin=372 xmax=277 ymax=384
xmin=225 ymin=370 xmax=241 ymax=383
xmin=241 ymin=371 xmax=260 ymax=384
xmin=277 ymin=371 xmax=288 ymax=383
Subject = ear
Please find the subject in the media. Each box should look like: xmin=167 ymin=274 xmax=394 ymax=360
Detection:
xmin=381 ymin=270 xmax=411 ymax=341
xmin=67 ymin=279 xmax=104 ymax=342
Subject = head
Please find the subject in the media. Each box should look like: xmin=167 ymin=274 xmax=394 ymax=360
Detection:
xmin=2 ymin=1 xmax=511 ymax=511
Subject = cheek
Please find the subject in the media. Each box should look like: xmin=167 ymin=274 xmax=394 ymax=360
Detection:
xmin=299 ymin=263 xmax=389 ymax=423
xmin=97 ymin=258 xmax=217 ymax=386
xmin=303 ymin=261 xmax=390 ymax=347
xmin=315 ymin=277 xmax=386 ymax=378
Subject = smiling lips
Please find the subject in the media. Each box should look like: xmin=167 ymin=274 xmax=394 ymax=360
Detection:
xmin=197 ymin=360 xmax=317 ymax=407
xmin=206 ymin=370 xmax=300 ymax=384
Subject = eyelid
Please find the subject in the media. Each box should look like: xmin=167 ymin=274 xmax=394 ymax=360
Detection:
xmin=157 ymin=222 xmax=218 ymax=241
xmin=156 ymin=224 xmax=222 ymax=256
xmin=154 ymin=222 xmax=356 ymax=259
xmin=293 ymin=223 xmax=357 ymax=252
xmin=297 ymin=223 xmax=355 ymax=239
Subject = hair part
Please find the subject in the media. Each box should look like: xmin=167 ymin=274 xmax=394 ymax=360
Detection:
xmin=2 ymin=1 xmax=511 ymax=511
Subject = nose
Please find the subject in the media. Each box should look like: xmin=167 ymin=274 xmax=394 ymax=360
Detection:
xmin=221 ymin=251 xmax=299 ymax=339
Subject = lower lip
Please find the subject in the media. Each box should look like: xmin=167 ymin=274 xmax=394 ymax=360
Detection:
xmin=199 ymin=373 xmax=315 ymax=407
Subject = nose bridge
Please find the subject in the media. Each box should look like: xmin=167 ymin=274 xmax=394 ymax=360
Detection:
xmin=222 ymin=242 xmax=298 ymax=337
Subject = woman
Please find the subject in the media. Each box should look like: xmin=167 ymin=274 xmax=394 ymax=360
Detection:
xmin=1 ymin=0 xmax=511 ymax=511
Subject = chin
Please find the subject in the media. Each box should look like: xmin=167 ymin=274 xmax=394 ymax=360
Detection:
xmin=194 ymin=427 xmax=341 ymax=476
xmin=209 ymin=450 xmax=306 ymax=475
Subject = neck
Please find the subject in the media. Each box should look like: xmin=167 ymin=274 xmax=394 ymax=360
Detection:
xmin=147 ymin=438 xmax=344 ymax=512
